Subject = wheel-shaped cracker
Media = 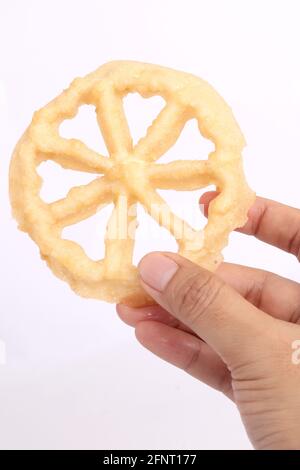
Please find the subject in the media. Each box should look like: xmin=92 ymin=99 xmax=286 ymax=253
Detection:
xmin=9 ymin=61 xmax=255 ymax=306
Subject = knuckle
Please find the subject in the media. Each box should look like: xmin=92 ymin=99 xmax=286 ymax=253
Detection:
xmin=218 ymin=368 xmax=232 ymax=397
xmin=288 ymin=225 xmax=300 ymax=261
xmin=175 ymin=270 xmax=224 ymax=327
xmin=244 ymin=279 xmax=263 ymax=308
xmin=183 ymin=347 xmax=202 ymax=375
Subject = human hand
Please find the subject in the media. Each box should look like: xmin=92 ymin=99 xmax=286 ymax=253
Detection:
xmin=117 ymin=195 xmax=300 ymax=449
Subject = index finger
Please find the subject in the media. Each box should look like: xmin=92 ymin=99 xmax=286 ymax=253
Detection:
xmin=200 ymin=192 xmax=300 ymax=260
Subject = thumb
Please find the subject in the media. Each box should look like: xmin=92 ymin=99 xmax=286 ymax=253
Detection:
xmin=138 ymin=252 xmax=274 ymax=366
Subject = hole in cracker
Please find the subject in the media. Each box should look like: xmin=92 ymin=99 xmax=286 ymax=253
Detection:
xmin=38 ymin=161 xmax=96 ymax=203
xmin=158 ymin=118 xmax=215 ymax=164
xmin=132 ymin=204 xmax=177 ymax=266
xmin=156 ymin=186 xmax=215 ymax=231
xmin=59 ymin=104 xmax=108 ymax=155
xmin=123 ymin=93 xmax=165 ymax=146
xmin=62 ymin=203 xmax=114 ymax=261
xmin=132 ymin=185 xmax=215 ymax=265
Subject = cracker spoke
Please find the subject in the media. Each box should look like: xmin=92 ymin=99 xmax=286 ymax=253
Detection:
xmin=132 ymin=102 xmax=188 ymax=162
xmin=135 ymin=186 xmax=204 ymax=251
xmin=148 ymin=160 xmax=213 ymax=190
xmin=96 ymin=87 xmax=133 ymax=157
xmin=103 ymin=194 xmax=137 ymax=276
xmin=49 ymin=176 xmax=112 ymax=227
xmin=39 ymin=136 xmax=111 ymax=174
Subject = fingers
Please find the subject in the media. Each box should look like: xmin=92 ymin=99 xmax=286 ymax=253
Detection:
xmin=216 ymin=263 xmax=300 ymax=323
xmin=138 ymin=252 xmax=275 ymax=367
xmin=200 ymin=192 xmax=300 ymax=260
xmin=135 ymin=320 xmax=233 ymax=399
xmin=116 ymin=303 xmax=194 ymax=335
xmin=118 ymin=262 xmax=300 ymax=325
xmin=117 ymin=304 xmax=232 ymax=397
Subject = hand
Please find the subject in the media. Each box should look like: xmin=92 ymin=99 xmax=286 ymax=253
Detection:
xmin=117 ymin=194 xmax=300 ymax=450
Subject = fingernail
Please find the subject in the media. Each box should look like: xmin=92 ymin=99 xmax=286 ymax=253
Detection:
xmin=139 ymin=254 xmax=178 ymax=292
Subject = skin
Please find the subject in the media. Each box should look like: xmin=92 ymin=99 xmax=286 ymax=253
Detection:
xmin=117 ymin=193 xmax=300 ymax=450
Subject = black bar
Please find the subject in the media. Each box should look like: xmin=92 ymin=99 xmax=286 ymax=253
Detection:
xmin=0 ymin=449 xmax=300 ymax=466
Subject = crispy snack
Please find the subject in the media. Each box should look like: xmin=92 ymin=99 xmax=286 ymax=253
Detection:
xmin=9 ymin=61 xmax=255 ymax=306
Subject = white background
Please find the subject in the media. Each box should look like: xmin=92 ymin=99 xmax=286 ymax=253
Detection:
xmin=0 ymin=0 xmax=299 ymax=450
